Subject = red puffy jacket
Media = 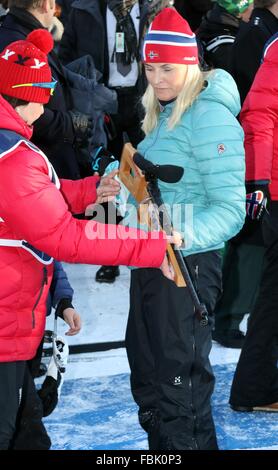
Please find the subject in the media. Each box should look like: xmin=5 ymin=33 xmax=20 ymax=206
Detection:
xmin=0 ymin=96 xmax=166 ymax=362
xmin=241 ymin=36 xmax=278 ymax=200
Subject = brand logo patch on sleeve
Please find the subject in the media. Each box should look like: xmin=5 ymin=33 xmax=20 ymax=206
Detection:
xmin=217 ymin=144 xmax=226 ymax=155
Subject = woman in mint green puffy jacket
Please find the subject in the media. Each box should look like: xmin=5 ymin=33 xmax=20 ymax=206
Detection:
xmin=125 ymin=8 xmax=246 ymax=451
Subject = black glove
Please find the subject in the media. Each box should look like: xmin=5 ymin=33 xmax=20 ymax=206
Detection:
xmin=37 ymin=336 xmax=68 ymax=417
xmin=231 ymin=183 xmax=270 ymax=245
xmin=91 ymin=146 xmax=117 ymax=176
xmin=38 ymin=375 xmax=60 ymax=417
xmin=69 ymin=110 xmax=94 ymax=146
xmin=245 ymin=183 xmax=270 ymax=221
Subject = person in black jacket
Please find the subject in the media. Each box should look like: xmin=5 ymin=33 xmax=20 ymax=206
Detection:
xmin=197 ymin=0 xmax=254 ymax=72
xmin=59 ymin=0 xmax=171 ymax=283
xmin=231 ymin=0 xmax=278 ymax=103
xmin=174 ymin=0 xmax=213 ymax=31
xmin=0 ymin=0 xmax=93 ymax=180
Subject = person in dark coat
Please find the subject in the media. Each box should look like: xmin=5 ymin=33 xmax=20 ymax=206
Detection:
xmin=0 ymin=0 xmax=93 ymax=180
xmin=197 ymin=0 xmax=254 ymax=72
xmin=174 ymin=0 xmax=213 ymax=31
xmin=59 ymin=0 xmax=172 ymax=283
xmin=231 ymin=0 xmax=278 ymax=104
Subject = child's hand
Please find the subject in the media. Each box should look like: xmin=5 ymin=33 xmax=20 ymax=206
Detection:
xmin=160 ymin=254 xmax=175 ymax=281
xmin=63 ymin=308 xmax=82 ymax=336
xmin=96 ymin=170 xmax=120 ymax=203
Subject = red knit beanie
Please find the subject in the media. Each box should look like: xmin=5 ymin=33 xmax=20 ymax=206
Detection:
xmin=0 ymin=29 xmax=54 ymax=104
xmin=142 ymin=8 xmax=199 ymax=65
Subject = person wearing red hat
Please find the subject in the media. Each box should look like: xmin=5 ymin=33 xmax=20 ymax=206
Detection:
xmin=0 ymin=28 xmax=176 ymax=450
xmin=124 ymin=7 xmax=246 ymax=450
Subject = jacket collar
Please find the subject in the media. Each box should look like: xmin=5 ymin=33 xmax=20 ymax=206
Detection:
xmin=251 ymin=7 xmax=278 ymax=34
xmin=9 ymin=6 xmax=44 ymax=32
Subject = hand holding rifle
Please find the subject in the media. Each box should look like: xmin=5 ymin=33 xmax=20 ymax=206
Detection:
xmin=118 ymin=144 xmax=209 ymax=326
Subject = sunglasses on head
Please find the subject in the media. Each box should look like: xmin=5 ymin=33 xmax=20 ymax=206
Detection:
xmin=11 ymin=78 xmax=58 ymax=96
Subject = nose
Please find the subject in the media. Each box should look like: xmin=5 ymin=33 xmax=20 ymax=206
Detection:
xmin=152 ymin=69 xmax=162 ymax=85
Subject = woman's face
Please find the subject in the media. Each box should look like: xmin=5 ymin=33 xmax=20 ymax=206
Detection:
xmin=144 ymin=63 xmax=188 ymax=101
xmin=15 ymin=102 xmax=44 ymax=126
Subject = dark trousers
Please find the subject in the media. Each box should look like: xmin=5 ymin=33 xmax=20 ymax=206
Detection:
xmin=107 ymin=88 xmax=144 ymax=159
xmin=214 ymin=241 xmax=265 ymax=331
xmin=0 ymin=361 xmax=51 ymax=450
xmin=126 ymin=251 xmax=222 ymax=450
xmin=230 ymin=202 xmax=278 ymax=406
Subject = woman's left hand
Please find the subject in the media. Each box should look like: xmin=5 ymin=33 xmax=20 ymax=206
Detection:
xmin=63 ymin=308 xmax=82 ymax=336
xmin=96 ymin=170 xmax=121 ymax=204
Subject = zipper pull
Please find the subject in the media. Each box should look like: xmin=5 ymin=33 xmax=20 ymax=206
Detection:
xmin=195 ymin=265 xmax=199 ymax=279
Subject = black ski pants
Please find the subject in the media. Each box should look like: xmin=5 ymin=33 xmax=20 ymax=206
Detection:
xmin=214 ymin=241 xmax=265 ymax=331
xmin=230 ymin=202 xmax=278 ymax=407
xmin=0 ymin=360 xmax=51 ymax=450
xmin=126 ymin=250 xmax=222 ymax=450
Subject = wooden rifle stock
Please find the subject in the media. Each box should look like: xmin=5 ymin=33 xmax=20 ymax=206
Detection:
xmin=119 ymin=143 xmax=186 ymax=288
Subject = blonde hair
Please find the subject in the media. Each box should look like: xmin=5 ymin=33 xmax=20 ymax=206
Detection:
xmin=142 ymin=64 xmax=210 ymax=135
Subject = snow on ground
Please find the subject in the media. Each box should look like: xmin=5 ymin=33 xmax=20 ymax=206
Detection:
xmin=42 ymin=263 xmax=278 ymax=451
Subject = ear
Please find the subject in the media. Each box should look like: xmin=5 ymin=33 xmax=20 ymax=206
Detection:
xmin=42 ymin=0 xmax=55 ymax=13
xmin=40 ymin=0 xmax=48 ymax=13
xmin=49 ymin=0 xmax=56 ymax=11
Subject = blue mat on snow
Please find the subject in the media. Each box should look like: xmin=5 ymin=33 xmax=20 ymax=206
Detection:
xmin=44 ymin=364 xmax=278 ymax=450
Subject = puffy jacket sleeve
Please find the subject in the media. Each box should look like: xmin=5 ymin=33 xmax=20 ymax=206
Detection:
xmin=50 ymin=260 xmax=74 ymax=308
xmin=187 ymin=103 xmax=246 ymax=251
xmin=59 ymin=176 xmax=100 ymax=214
xmin=241 ymin=59 xmax=278 ymax=183
xmin=0 ymin=148 xmax=166 ymax=268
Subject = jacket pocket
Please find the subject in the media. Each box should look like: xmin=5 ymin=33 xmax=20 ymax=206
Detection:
xmin=31 ymin=267 xmax=48 ymax=328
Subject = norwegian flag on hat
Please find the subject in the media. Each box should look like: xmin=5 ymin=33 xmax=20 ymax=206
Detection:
xmin=142 ymin=7 xmax=199 ymax=65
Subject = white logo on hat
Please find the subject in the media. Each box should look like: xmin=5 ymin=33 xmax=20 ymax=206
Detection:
xmin=1 ymin=49 xmax=15 ymax=60
xmin=30 ymin=59 xmax=46 ymax=69
xmin=148 ymin=50 xmax=159 ymax=59
xmin=183 ymin=56 xmax=196 ymax=61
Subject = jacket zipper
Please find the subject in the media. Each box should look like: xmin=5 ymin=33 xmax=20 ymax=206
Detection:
xmin=31 ymin=266 xmax=48 ymax=328
xmin=143 ymin=119 xmax=164 ymax=156
xmin=188 ymin=264 xmax=199 ymax=450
